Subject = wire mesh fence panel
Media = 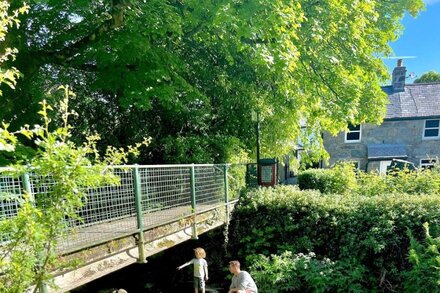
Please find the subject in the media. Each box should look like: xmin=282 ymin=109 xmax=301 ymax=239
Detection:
xmin=194 ymin=165 xmax=225 ymax=210
xmin=80 ymin=168 xmax=136 ymax=226
xmin=0 ymin=173 xmax=22 ymax=219
xmin=139 ymin=166 xmax=192 ymax=228
xmin=0 ymin=171 xmax=23 ymax=242
xmin=28 ymin=172 xmax=85 ymax=249
xmin=28 ymin=173 xmax=55 ymax=210
xmin=60 ymin=168 xmax=137 ymax=253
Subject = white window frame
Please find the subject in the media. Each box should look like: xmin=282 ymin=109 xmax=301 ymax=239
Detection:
xmin=422 ymin=119 xmax=440 ymax=140
xmin=345 ymin=124 xmax=362 ymax=143
xmin=420 ymin=158 xmax=437 ymax=169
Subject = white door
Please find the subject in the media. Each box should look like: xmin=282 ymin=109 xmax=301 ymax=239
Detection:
xmin=379 ymin=160 xmax=392 ymax=175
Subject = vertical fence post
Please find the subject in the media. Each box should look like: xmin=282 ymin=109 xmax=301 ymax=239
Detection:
xmin=223 ymin=164 xmax=230 ymax=223
xmin=22 ymin=173 xmax=34 ymax=203
xmin=22 ymin=173 xmax=48 ymax=293
xmin=133 ymin=165 xmax=146 ymax=263
xmin=190 ymin=164 xmax=198 ymax=239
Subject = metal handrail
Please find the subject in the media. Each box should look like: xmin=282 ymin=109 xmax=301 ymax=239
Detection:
xmin=1 ymin=164 xmax=246 ymax=257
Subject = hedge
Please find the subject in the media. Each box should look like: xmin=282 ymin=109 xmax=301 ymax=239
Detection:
xmin=228 ymin=186 xmax=440 ymax=292
xmin=298 ymin=165 xmax=440 ymax=196
xmin=297 ymin=163 xmax=356 ymax=194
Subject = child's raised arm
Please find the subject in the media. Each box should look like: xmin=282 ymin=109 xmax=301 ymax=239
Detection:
xmin=177 ymin=259 xmax=193 ymax=270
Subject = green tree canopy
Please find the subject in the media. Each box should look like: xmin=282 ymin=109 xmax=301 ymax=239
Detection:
xmin=1 ymin=0 xmax=425 ymax=164
xmin=414 ymin=70 xmax=440 ymax=83
xmin=0 ymin=1 xmax=28 ymax=93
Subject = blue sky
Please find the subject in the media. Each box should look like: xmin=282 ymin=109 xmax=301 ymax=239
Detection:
xmin=384 ymin=0 xmax=440 ymax=83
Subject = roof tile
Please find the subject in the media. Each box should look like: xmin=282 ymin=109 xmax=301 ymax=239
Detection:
xmin=384 ymin=83 xmax=440 ymax=119
xmin=367 ymin=144 xmax=407 ymax=159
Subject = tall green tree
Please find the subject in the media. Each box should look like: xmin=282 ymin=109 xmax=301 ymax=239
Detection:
xmin=1 ymin=0 xmax=425 ymax=164
xmin=414 ymin=70 xmax=440 ymax=83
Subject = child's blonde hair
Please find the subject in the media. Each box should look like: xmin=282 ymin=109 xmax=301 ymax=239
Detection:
xmin=194 ymin=247 xmax=206 ymax=259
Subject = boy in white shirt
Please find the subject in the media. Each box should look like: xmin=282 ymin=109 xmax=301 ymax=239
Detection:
xmin=177 ymin=247 xmax=209 ymax=293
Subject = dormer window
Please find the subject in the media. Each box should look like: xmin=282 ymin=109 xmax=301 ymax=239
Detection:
xmin=345 ymin=124 xmax=361 ymax=143
xmin=423 ymin=119 xmax=440 ymax=139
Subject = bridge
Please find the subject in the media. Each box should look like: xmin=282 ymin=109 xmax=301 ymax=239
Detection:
xmin=0 ymin=164 xmax=248 ymax=292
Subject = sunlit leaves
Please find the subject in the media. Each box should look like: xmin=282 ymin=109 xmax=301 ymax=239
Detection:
xmin=0 ymin=1 xmax=28 ymax=97
xmin=1 ymin=0 xmax=425 ymax=164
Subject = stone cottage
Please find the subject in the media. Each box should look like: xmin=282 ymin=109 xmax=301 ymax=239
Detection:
xmin=323 ymin=60 xmax=440 ymax=173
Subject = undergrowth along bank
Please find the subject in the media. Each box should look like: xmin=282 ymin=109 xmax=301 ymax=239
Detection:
xmin=228 ymin=185 xmax=440 ymax=292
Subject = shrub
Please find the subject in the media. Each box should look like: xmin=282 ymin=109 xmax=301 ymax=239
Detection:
xmin=228 ymin=186 xmax=440 ymax=291
xmin=228 ymin=164 xmax=248 ymax=200
xmin=298 ymin=163 xmax=356 ymax=194
xmin=298 ymin=168 xmax=326 ymax=192
xmin=354 ymin=171 xmax=387 ymax=196
xmin=249 ymin=251 xmax=366 ymax=293
xmin=330 ymin=163 xmax=357 ymax=194
xmin=355 ymin=169 xmax=440 ymax=197
xmin=300 ymin=165 xmax=440 ymax=196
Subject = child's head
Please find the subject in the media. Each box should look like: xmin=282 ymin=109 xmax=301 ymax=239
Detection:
xmin=194 ymin=247 xmax=206 ymax=259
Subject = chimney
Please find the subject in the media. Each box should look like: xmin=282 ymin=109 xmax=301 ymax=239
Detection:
xmin=392 ymin=59 xmax=406 ymax=92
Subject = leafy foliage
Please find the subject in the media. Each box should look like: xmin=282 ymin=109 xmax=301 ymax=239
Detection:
xmin=1 ymin=0 xmax=424 ymax=164
xmin=356 ymin=168 xmax=440 ymax=196
xmin=249 ymin=251 xmax=365 ymax=293
xmin=0 ymin=1 xmax=29 ymax=95
xmin=298 ymin=164 xmax=440 ymax=196
xmin=228 ymin=186 xmax=440 ymax=291
xmin=414 ymin=70 xmax=440 ymax=83
xmin=0 ymin=86 xmax=147 ymax=292
xmin=404 ymin=223 xmax=440 ymax=292
xmin=297 ymin=162 xmax=357 ymax=194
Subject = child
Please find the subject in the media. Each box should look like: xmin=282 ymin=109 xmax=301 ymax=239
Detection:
xmin=177 ymin=247 xmax=209 ymax=293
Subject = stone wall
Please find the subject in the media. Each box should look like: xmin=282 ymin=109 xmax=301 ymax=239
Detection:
xmin=323 ymin=119 xmax=440 ymax=171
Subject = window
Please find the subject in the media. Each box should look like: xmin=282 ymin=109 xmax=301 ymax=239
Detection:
xmin=420 ymin=159 xmax=437 ymax=169
xmin=423 ymin=119 xmax=440 ymax=139
xmin=345 ymin=124 xmax=361 ymax=143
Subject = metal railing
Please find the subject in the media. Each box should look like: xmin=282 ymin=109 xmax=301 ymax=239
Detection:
xmin=0 ymin=164 xmax=246 ymax=254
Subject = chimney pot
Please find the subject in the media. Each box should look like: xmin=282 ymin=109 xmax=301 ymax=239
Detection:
xmin=392 ymin=59 xmax=406 ymax=92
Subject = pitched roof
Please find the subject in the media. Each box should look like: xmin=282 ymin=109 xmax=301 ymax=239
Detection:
xmin=367 ymin=144 xmax=407 ymax=159
xmin=382 ymin=83 xmax=440 ymax=119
